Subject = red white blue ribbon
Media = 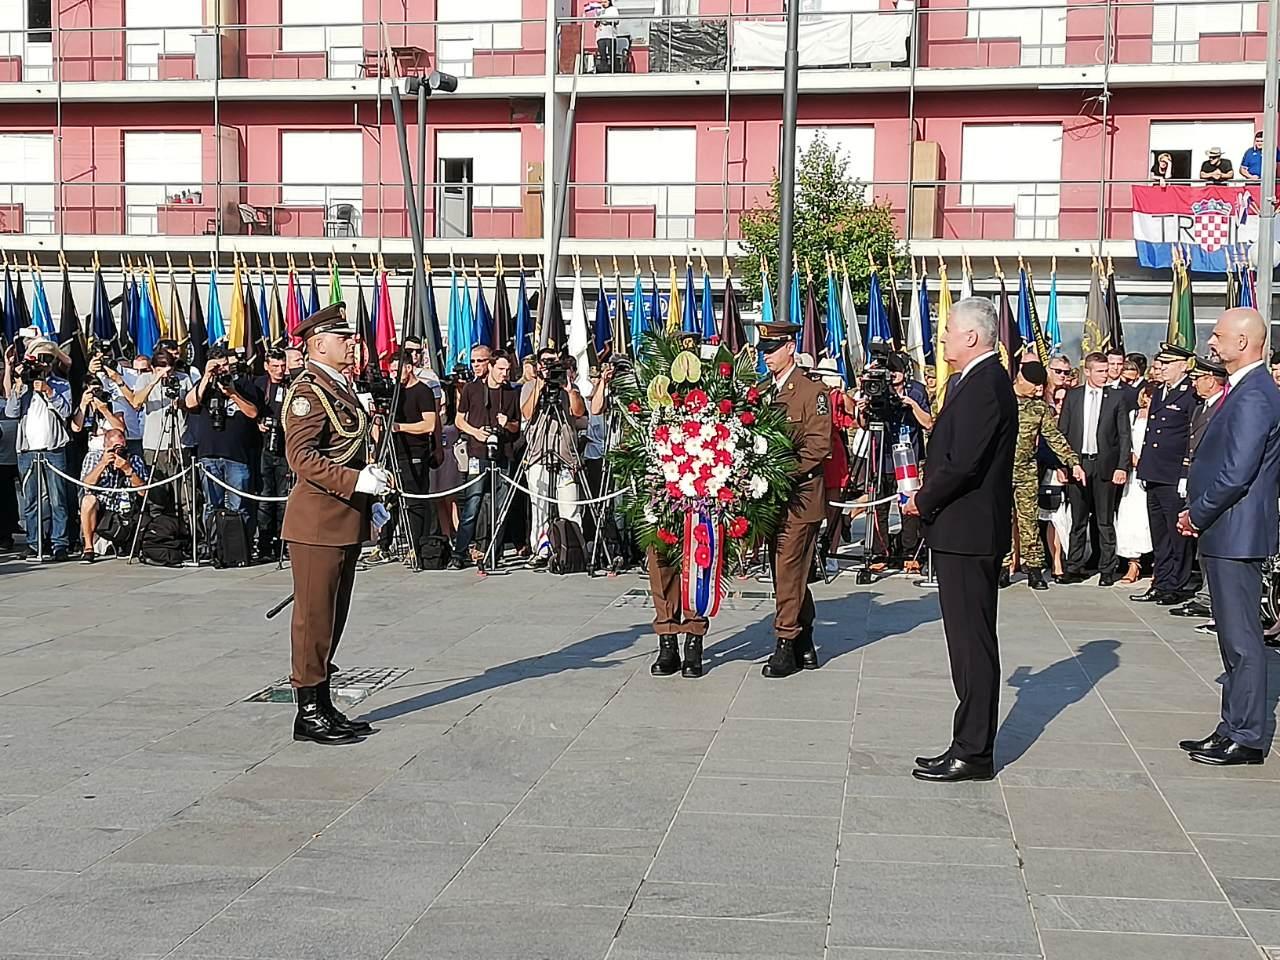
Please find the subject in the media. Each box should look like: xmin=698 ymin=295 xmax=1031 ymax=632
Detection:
xmin=682 ymin=509 xmax=725 ymax=619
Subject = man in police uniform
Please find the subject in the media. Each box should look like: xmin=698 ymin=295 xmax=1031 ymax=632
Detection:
xmin=282 ymin=303 xmax=393 ymax=744
xmin=1132 ymin=342 xmax=1197 ymax=605
xmin=756 ymin=322 xmax=832 ymax=678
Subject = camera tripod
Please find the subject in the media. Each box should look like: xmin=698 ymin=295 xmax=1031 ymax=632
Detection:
xmin=127 ymin=400 xmax=199 ymax=566
xmin=583 ymin=405 xmax=626 ymax=576
xmin=855 ymin=417 xmax=889 ymax=585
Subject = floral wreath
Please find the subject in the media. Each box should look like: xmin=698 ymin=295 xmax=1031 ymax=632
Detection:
xmin=611 ymin=332 xmax=798 ymax=618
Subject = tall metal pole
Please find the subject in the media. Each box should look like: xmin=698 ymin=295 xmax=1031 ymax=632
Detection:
xmin=776 ymin=0 xmax=801 ymax=325
xmin=416 ymin=83 xmax=429 ymax=343
xmin=541 ymin=62 xmax=581 ymax=350
xmin=1258 ymin=0 xmax=1279 ymax=339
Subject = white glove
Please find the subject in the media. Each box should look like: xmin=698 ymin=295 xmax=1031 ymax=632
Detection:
xmin=355 ymin=465 xmax=393 ymax=496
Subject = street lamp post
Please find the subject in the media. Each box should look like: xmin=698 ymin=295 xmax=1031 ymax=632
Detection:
xmin=1257 ymin=0 xmax=1279 ymax=340
xmin=776 ymin=0 xmax=800 ymax=325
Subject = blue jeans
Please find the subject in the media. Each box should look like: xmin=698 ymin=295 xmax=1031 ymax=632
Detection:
xmin=454 ymin=459 xmax=508 ymax=560
xmin=199 ymin=457 xmax=251 ymax=529
xmin=17 ymin=449 xmax=69 ymax=552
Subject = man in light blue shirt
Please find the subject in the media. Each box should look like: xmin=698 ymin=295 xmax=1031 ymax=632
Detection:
xmin=1240 ymin=131 xmax=1280 ymax=182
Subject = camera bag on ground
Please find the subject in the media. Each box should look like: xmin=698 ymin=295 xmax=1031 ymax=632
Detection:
xmin=548 ymin=517 xmax=587 ymax=575
xmin=94 ymin=510 xmax=138 ymax=555
xmin=137 ymin=513 xmax=187 ymax=567
xmin=416 ymin=535 xmax=452 ymax=570
xmin=208 ymin=509 xmax=250 ymax=568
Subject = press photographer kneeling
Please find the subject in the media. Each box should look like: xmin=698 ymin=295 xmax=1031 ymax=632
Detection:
xmin=78 ymin=427 xmax=146 ymax=563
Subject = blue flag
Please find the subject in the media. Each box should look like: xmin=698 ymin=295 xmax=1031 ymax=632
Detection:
xmin=206 ymin=268 xmax=225 ymax=344
xmin=2 ymin=264 xmax=18 ymax=343
xmin=789 ymin=269 xmax=801 ymax=343
xmin=630 ymin=273 xmax=645 ymax=351
xmin=474 ymin=278 xmax=493 ymax=348
xmin=135 ymin=275 xmax=160 ymax=358
xmin=128 ymin=274 xmax=143 ymax=349
xmin=1016 ymin=268 xmax=1034 ymax=344
xmin=917 ymin=277 xmax=934 ymax=364
xmin=700 ymin=271 xmax=715 ymax=342
xmin=648 ymin=273 xmax=662 ymax=334
xmin=513 ymin=272 xmax=531 ymax=361
xmin=825 ymin=269 xmax=847 ymax=383
xmin=758 ymin=278 xmax=776 ymax=376
xmin=681 ymin=264 xmax=698 ymax=334
xmin=308 ymin=270 xmax=320 ymax=317
xmin=31 ymin=271 xmax=54 ymax=337
xmin=459 ymin=275 xmax=475 ymax=367
xmin=593 ymin=276 xmax=611 ymax=355
xmin=866 ymin=270 xmax=891 ymax=350
xmin=91 ymin=263 xmax=116 ymax=344
xmin=1240 ymin=264 xmax=1256 ymax=309
xmin=1045 ymin=272 xmax=1062 ymax=354
xmin=258 ymin=272 xmax=269 ymax=339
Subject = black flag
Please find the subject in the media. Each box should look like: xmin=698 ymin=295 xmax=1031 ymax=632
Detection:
xmin=187 ymin=271 xmax=207 ymax=372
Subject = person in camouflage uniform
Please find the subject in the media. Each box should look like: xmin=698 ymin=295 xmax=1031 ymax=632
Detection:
xmin=1003 ymin=361 xmax=1084 ymax=590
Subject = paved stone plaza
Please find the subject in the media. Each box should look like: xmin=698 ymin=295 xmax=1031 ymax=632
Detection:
xmin=1 ymin=556 xmax=1279 ymax=960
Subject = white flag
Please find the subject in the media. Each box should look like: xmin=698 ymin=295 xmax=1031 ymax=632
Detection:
xmin=905 ymin=264 xmax=927 ymax=377
xmin=841 ymin=267 xmax=864 ymax=376
xmin=567 ymin=270 xmax=594 ymax=396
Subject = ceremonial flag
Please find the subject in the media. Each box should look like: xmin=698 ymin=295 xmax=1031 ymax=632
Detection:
xmin=292 ymin=263 xmax=306 ymax=322
xmin=473 ymin=269 xmax=493 ymax=347
xmin=514 ymin=270 xmax=532 ymax=361
xmin=800 ymin=270 xmax=822 ymax=360
xmin=1226 ymin=255 xmax=1241 ymax=309
xmin=613 ymin=268 xmax=630 ymax=359
xmin=700 ymin=267 xmax=715 ymax=342
xmin=127 ymin=271 xmax=143 ymax=355
xmin=353 ymin=273 xmax=374 ymax=373
xmin=934 ymin=262 xmax=953 ymax=407
xmin=721 ymin=273 xmax=746 ymax=355
xmin=166 ymin=261 xmax=188 ymax=351
xmin=681 ymin=262 xmax=698 ymax=334
xmin=31 ymin=264 xmax=54 ymax=337
xmin=187 ymin=269 xmax=207 ymax=371
xmin=1239 ymin=261 xmax=1257 ymax=309
xmin=242 ymin=261 xmax=262 ymax=374
xmin=593 ymin=273 xmax=612 ymax=356
xmin=788 ymin=264 xmax=801 ymax=341
xmin=866 ymin=262 xmax=892 ymax=348
xmin=995 ymin=265 xmax=1020 ymax=370
xmin=257 ymin=269 xmax=269 ymax=347
xmin=544 ymin=279 xmax=567 ymax=352
xmin=227 ymin=258 xmax=245 ymax=352
xmin=375 ymin=266 xmax=395 ymax=371
xmin=284 ymin=266 xmax=300 ymax=342
xmin=758 ymin=261 xmax=775 ymax=377
xmin=648 ymin=269 xmax=662 ymax=338
xmin=1169 ymin=256 xmax=1195 ymax=350
xmin=57 ymin=260 xmax=87 ymax=390
xmin=960 ymin=256 xmax=974 ymax=301
xmin=905 ymin=262 xmax=927 ymax=375
xmin=423 ymin=262 xmax=443 ymax=370
xmin=91 ymin=259 xmax=117 ymax=348
xmin=13 ymin=262 xmax=31 ymax=336
xmin=206 ymin=264 xmax=224 ymax=345
xmin=824 ymin=259 xmax=847 ymax=383
xmin=446 ymin=267 xmax=469 ymax=371
xmin=667 ymin=259 xmax=681 ymax=332
xmin=308 ymin=268 xmax=320 ymax=316
xmin=1 ymin=261 xmax=18 ymax=343
xmin=840 ymin=260 xmax=863 ymax=378
xmin=268 ymin=271 xmax=284 ymax=347
xmin=1016 ymin=266 xmax=1034 ymax=345
xmin=1045 ymin=266 xmax=1062 ymax=355
xmin=146 ymin=259 xmax=167 ymax=339
xmin=135 ymin=268 xmax=161 ymax=359
xmin=885 ymin=260 xmax=905 ymax=350
xmin=567 ymin=269 xmax=594 ymax=393
xmin=328 ymin=258 xmax=342 ymax=305
xmin=1025 ymin=267 xmax=1051 ymax=363
xmin=494 ymin=267 xmax=513 ymax=355
xmin=459 ymin=270 xmax=476 ymax=364
xmin=1082 ymin=259 xmax=1108 ymax=357
xmin=1105 ymin=257 xmax=1124 ymax=352
xmin=629 ymin=271 xmax=645 ymax=353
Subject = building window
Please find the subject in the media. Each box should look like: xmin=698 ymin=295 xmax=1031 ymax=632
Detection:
xmin=607 ymin=126 xmax=697 ymax=240
xmin=281 ymin=0 xmax=363 ymax=78
xmin=1152 ymin=0 xmax=1259 ymax=64
xmin=0 ymin=0 xmax=52 ymax=81
xmin=281 ymin=130 xmax=363 ymax=237
xmin=124 ymin=0 xmax=203 ymax=80
xmin=124 ymin=131 xmax=202 ymax=235
xmin=796 ymin=125 xmax=875 ymax=191
xmin=436 ymin=0 xmax=523 ymax=78
xmin=0 ymin=133 xmax=53 ymax=234
xmin=967 ymin=0 xmax=1066 ymax=66
xmin=1149 ymin=120 xmax=1255 ymax=182
xmin=959 ymin=123 xmax=1062 ymax=240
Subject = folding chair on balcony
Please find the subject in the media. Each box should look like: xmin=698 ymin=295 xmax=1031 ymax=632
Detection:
xmin=324 ymin=203 xmax=357 ymax=238
xmin=238 ymin=203 xmax=272 ymax=235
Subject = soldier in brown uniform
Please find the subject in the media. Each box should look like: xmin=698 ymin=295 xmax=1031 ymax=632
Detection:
xmin=282 ymin=304 xmax=393 ymax=744
xmin=756 ymin=322 xmax=832 ymax=678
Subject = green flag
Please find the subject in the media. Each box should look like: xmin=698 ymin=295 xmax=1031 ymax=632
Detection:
xmin=329 ymin=259 xmax=343 ymax=305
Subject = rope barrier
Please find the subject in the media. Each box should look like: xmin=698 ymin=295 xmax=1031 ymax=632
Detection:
xmin=41 ymin=457 xmax=195 ymax=495
xmin=498 ymin=472 xmax=635 ymax=507
xmin=828 ymin=492 xmax=902 ymax=509
xmin=197 ymin=466 xmax=289 ymax=503
xmin=398 ymin=474 xmax=485 ymax=501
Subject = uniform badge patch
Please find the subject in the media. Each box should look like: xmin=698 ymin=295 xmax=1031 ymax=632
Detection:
xmin=290 ymin=395 xmax=312 ymax=417
xmin=816 ymin=392 xmax=830 ymax=416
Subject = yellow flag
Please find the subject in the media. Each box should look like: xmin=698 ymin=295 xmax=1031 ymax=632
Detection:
xmin=228 ymin=258 xmax=245 ymax=349
xmin=934 ymin=261 xmax=953 ymax=409
xmin=666 ymin=259 xmax=681 ymax=333
xmin=147 ymin=260 xmax=168 ymax=338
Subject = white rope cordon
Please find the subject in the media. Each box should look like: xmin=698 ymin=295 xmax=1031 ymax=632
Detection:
xmin=42 ymin=457 xmax=195 ymax=495
xmin=498 ymin=472 xmax=635 ymax=507
xmin=398 ymin=474 xmax=485 ymax=500
xmin=197 ymin=465 xmax=289 ymax=502
xmin=828 ymin=492 xmax=902 ymax=509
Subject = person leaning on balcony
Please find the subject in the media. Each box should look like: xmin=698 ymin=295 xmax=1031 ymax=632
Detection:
xmin=1199 ymin=147 xmax=1234 ymax=184
xmin=594 ymin=0 xmax=621 ymax=74
xmin=1151 ymin=152 xmax=1175 ymax=186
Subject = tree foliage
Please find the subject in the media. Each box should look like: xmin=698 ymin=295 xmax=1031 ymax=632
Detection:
xmin=738 ymin=133 xmax=903 ymax=309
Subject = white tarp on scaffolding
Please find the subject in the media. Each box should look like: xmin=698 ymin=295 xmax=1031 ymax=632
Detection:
xmin=731 ymin=14 xmax=911 ymax=68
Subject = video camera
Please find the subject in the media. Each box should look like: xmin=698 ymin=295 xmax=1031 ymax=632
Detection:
xmin=18 ymin=355 xmax=53 ymax=387
xmin=860 ymin=360 xmax=900 ymax=423
xmin=541 ymin=357 xmax=570 ymax=390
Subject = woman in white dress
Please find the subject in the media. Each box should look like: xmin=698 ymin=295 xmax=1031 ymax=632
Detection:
xmin=1040 ymin=384 xmax=1072 ymax=579
xmin=1115 ymin=384 xmax=1154 ymax=583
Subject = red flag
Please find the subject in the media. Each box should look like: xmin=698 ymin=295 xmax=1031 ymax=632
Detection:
xmin=285 ymin=269 xmax=301 ymax=343
xmin=375 ymin=268 xmax=396 ymax=372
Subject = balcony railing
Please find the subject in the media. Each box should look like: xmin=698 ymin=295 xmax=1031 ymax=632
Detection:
xmin=0 ymin=0 xmax=1264 ymax=88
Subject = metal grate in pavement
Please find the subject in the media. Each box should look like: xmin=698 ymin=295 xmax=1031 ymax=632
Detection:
xmin=246 ymin=666 xmax=412 ymax=705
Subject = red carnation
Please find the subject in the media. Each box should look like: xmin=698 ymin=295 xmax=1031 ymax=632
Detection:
xmin=718 ymin=399 xmax=733 ymax=415
xmin=715 ymin=423 xmax=731 ymax=441
xmin=746 ymin=387 xmax=760 ymax=404
xmin=682 ymin=421 xmax=701 ymax=436
xmin=657 ymin=528 xmax=679 ymax=546
xmin=627 ymin=401 xmax=642 ymax=414
xmin=670 ymin=443 xmax=686 ymax=459
xmin=718 ymin=362 xmax=733 ymax=377
xmin=728 ymin=516 xmax=749 ymax=538
xmin=693 ymin=477 xmax=709 ymax=498
xmin=671 ymin=393 xmax=684 ymax=408
xmin=694 ymin=545 xmax=712 ymax=567
xmin=693 ymin=524 xmax=709 ymax=543
xmin=654 ymin=425 xmax=670 ymax=443
xmin=739 ymin=411 xmax=756 ymax=426
xmin=665 ymin=482 xmax=681 ymax=498
xmin=717 ymin=487 xmax=735 ymax=503
xmin=685 ymin=389 xmax=708 ymax=411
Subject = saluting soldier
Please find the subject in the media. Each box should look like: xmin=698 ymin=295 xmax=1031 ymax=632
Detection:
xmin=1004 ymin=360 xmax=1083 ymax=591
xmin=756 ymin=322 xmax=832 ymax=678
xmin=1132 ymin=342 xmax=1198 ymax=605
xmin=282 ymin=303 xmax=393 ymax=744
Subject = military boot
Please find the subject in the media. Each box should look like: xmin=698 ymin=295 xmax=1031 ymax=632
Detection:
xmin=794 ymin=628 xmax=821 ymax=670
xmin=650 ymin=635 xmax=682 ymax=676
xmin=318 ymin=678 xmax=374 ymax=735
xmin=293 ymin=687 xmax=361 ymax=744
xmin=1026 ymin=568 xmax=1049 ymax=591
xmin=681 ymin=636 xmax=703 ymax=678
xmin=761 ymin=639 xmax=800 ymax=678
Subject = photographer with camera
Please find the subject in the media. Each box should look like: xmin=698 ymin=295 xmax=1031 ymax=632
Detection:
xmin=185 ymin=346 xmax=261 ymax=534
xmin=855 ymin=352 xmax=932 ymax=571
xmin=114 ymin=349 xmax=194 ymax=472
xmin=367 ymin=351 xmax=439 ymax=566
xmin=254 ymin=350 xmax=294 ymax=560
xmin=452 ymin=351 xmax=520 ymax=569
xmin=71 ymin=376 xmax=126 ymax=452
xmin=3 ymin=338 xmax=74 ymax=561
xmin=77 ymin=427 xmax=147 ymax=564
xmin=519 ymin=347 xmax=587 ymax=568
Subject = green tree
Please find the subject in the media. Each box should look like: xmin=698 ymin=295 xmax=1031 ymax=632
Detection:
xmin=738 ymin=133 xmax=903 ymax=309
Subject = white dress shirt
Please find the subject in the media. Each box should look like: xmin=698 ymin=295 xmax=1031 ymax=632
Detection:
xmin=1229 ymin=359 xmax=1265 ymax=390
xmin=1082 ymin=385 xmax=1103 ymax=456
xmin=958 ymin=350 xmax=997 ymax=380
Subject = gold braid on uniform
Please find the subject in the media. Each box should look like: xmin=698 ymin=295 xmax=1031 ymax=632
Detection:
xmin=282 ymin=375 xmax=369 ymax=467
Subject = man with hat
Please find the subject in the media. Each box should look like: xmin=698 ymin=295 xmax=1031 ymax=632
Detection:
xmin=755 ymin=322 xmax=831 ymax=678
xmin=1199 ymin=147 xmax=1234 ymax=183
xmin=281 ymin=302 xmax=392 ymax=744
xmin=1169 ymin=354 xmax=1228 ymax=623
xmin=1133 ymin=342 xmax=1198 ymax=604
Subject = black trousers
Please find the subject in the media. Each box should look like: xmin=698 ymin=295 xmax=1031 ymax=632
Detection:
xmin=934 ymin=550 xmax=1001 ymax=766
xmin=1146 ymin=482 xmax=1193 ymax=593
xmin=378 ymin=454 xmax=432 ymax=555
xmin=257 ymin=450 xmax=291 ymax=546
xmin=1205 ymin=556 xmax=1267 ymax=748
xmin=1066 ymin=457 xmax=1119 ymax=575
xmin=0 ymin=464 xmax=19 ymax=538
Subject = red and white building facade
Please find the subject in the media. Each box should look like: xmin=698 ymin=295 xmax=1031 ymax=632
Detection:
xmin=0 ymin=0 xmax=1270 ymax=326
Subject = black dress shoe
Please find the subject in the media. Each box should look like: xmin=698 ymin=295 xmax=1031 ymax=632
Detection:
xmin=1027 ymin=568 xmax=1049 ymax=591
xmin=650 ymin=635 xmax=682 ymax=676
xmin=1059 ymin=572 xmax=1086 ymax=585
xmin=914 ymin=750 xmax=950 ymax=769
xmin=998 ymin=570 xmax=1011 ymax=589
xmin=912 ymin=757 xmax=995 ymax=782
xmin=1178 ymin=732 xmax=1226 ymax=752
xmin=794 ymin=628 xmax=820 ymax=670
xmin=1157 ymin=590 xmax=1193 ymax=606
xmin=1189 ymin=739 xmax=1265 ymax=766
xmin=761 ymin=639 xmax=800 ymax=678
xmin=318 ymin=679 xmax=375 ymax=735
xmin=1099 ymin=572 xmax=1117 ymax=587
xmin=1171 ymin=600 xmax=1212 ymax=618
xmin=293 ymin=687 xmax=361 ymax=744
xmin=1130 ymin=587 xmax=1162 ymax=602
xmin=681 ymin=636 xmax=703 ymax=678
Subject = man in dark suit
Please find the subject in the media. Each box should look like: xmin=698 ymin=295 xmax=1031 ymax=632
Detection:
xmin=1133 ymin=343 xmax=1198 ymax=603
xmin=1178 ymin=308 xmax=1280 ymax=766
xmin=903 ymin=298 xmax=1016 ymax=783
xmin=1057 ymin=352 xmax=1131 ymax=586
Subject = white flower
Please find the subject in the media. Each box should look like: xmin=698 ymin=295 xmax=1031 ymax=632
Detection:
xmin=679 ymin=477 xmax=697 ymax=498
xmin=700 ymin=423 xmax=715 ymax=442
xmin=662 ymin=463 xmax=680 ymax=483
xmin=712 ymin=464 xmax=731 ymax=481
xmin=643 ymin=506 xmax=657 ymax=523
xmin=669 ymin=426 xmax=684 ymax=444
xmin=749 ymin=475 xmax=768 ymax=499
xmin=754 ymin=435 xmax=768 ymax=455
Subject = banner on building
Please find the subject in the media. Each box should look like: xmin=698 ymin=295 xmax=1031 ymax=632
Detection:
xmin=1132 ymin=184 xmax=1265 ymax=273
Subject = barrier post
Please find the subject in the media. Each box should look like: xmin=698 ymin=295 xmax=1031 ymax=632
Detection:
xmin=35 ymin=452 xmax=45 ymax=562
